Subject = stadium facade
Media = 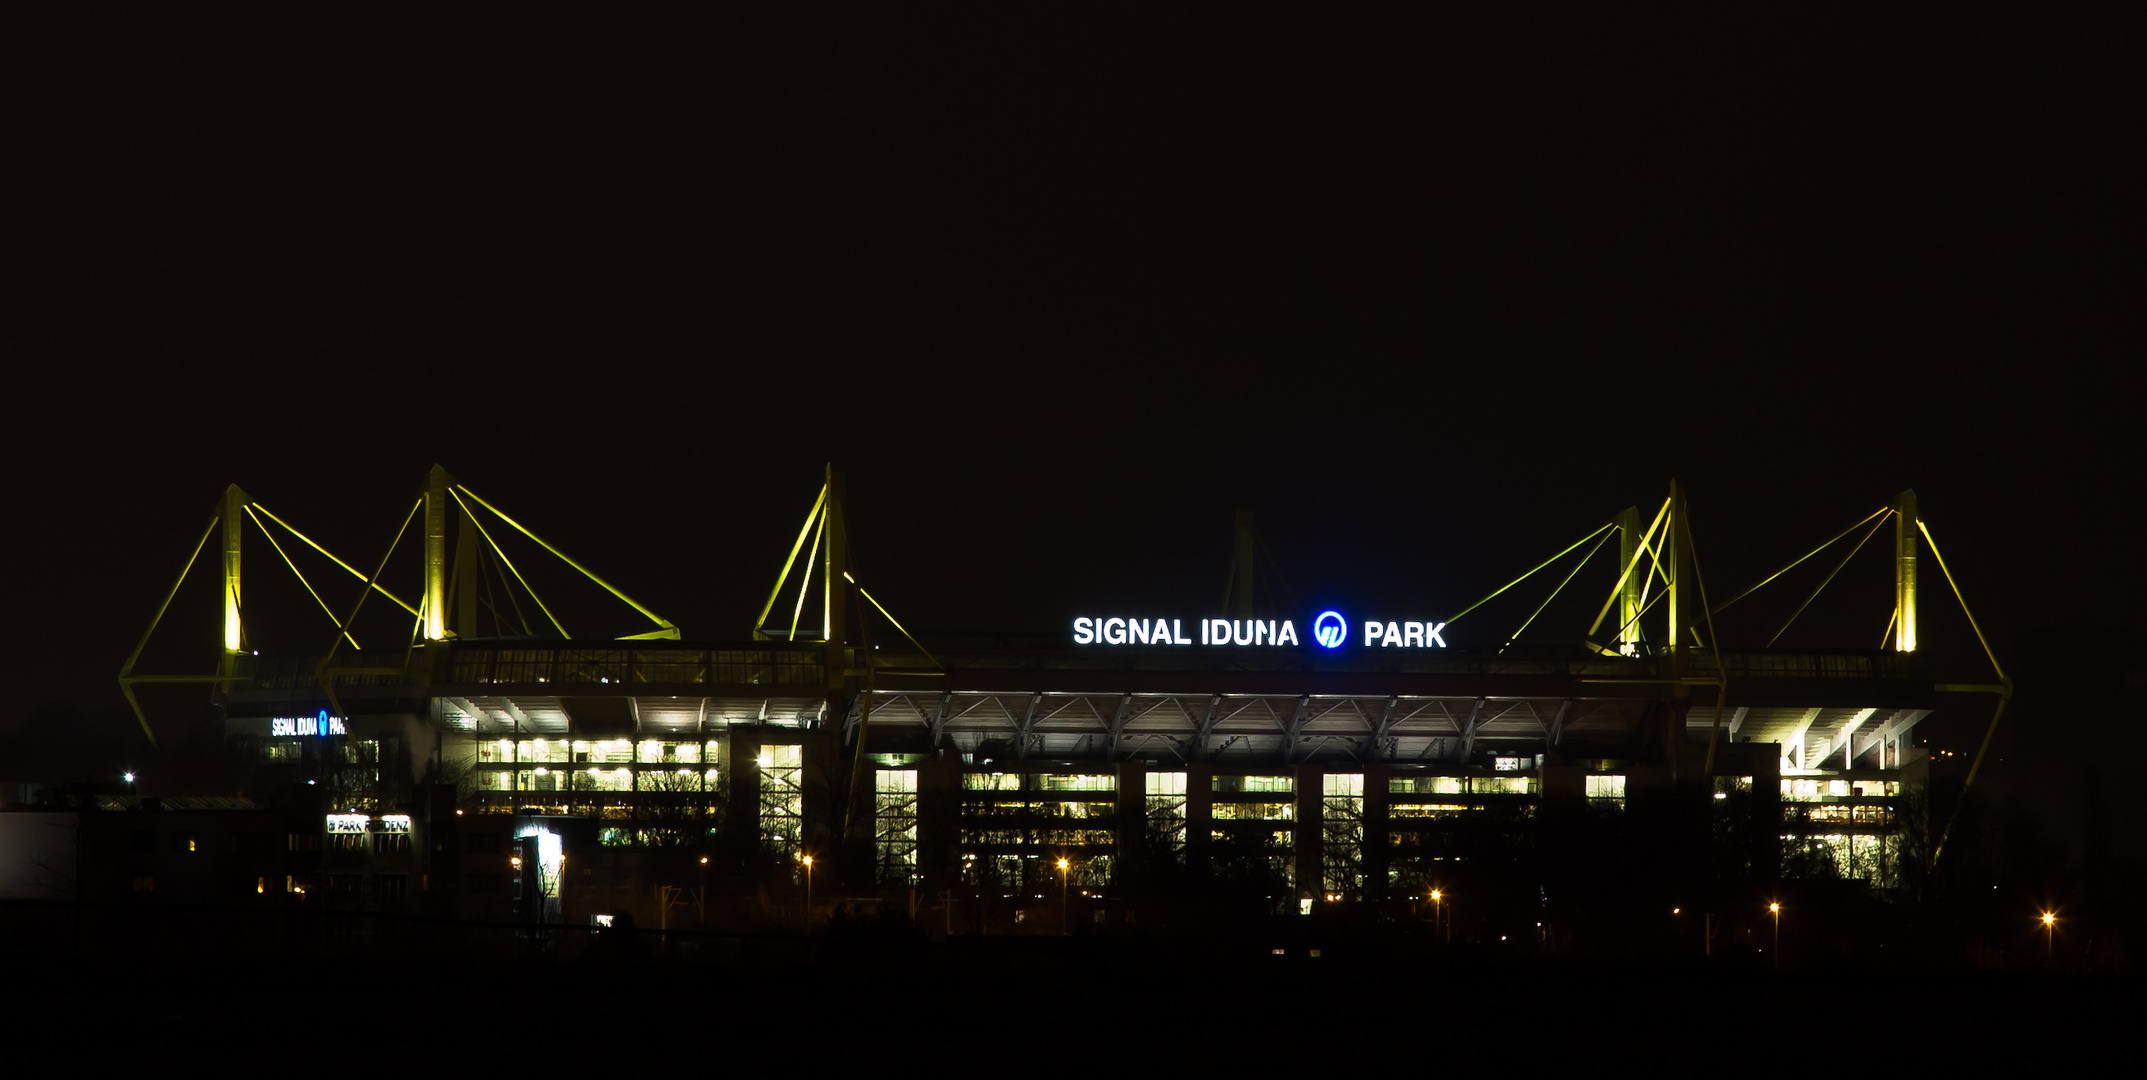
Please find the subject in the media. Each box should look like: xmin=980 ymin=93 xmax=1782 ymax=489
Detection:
xmin=30 ymin=467 xmax=2000 ymax=941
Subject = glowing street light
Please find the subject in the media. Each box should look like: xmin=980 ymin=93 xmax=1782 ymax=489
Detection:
xmin=1769 ymin=902 xmax=1781 ymax=969
xmin=802 ymin=854 xmax=814 ymax=933
xmin=2041 ymin=912 xmax=2056 ymax=963
xmin=1430 ymin=889 xmax=1445 ymax=944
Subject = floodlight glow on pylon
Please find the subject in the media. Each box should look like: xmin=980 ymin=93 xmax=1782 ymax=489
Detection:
xmin=224 ymin=592 xmax=242 ymax=652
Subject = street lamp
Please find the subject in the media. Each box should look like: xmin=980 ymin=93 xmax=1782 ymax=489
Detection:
xmin=1431 ymin=889 xmax=1444 ymax=944
xmin=1769 ymin=902 xmax=1781 ymax=969
xmin=2041 ymin=912 xmax=2055 ymax=964
xmin=802 ymin=854 xmax=814 ymax=933
xmin=1057 ymin=858 xmax=1070 ymax=935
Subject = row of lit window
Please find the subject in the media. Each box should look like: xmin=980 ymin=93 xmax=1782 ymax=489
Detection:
xmin=476 ymin=739 xmax=713 ymax=765
xmin=476 ymin=768 xmax=719 ymax=792
xmin=1784 ymin=778 xmax=1898 ymax=799
xmin=961 ymin=773 xmax=1118 ymax=792
xmin=965 ymin=801 xmax=1117 ymax=818
xmin=959 ymin=829 xmax=1117 ymax=846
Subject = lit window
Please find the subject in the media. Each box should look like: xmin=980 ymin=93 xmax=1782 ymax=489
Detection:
xmin=1585 ymin=775 xmax=1627 ymax=800
xmin=1389 ymin=776 xmax=1465 ymax=795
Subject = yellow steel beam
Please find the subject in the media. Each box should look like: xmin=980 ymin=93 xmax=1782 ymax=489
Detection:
xmin=1633 ymin=514 xmax=1669 ymax=618
xmin=449 ymin=488 xmax=568 ymax=638
xmin=1918 ymin=521 xmax=2006 ymax=683
xmin=1763 ymin=510 xmax=1892 ymax=647
xmin=1588 ymin=498 xmax=1672 ymax=638
xmin=1446 ymin=521 xmax=1616 ymax=627
xmin=847 ymin=571 xmax=943 ymax=670
xmin=789 ymin=511 xmax=825 ymax=642
xmin=317 ymin=496 xmax=423 ymax=718
xmin=455 ymin=485 xmax=678 ymax=638
xmin=1685 ymin=510 xmax=1733 ymax=776
xmin=1603 ymin=582 xmax=1670 ymax=647
xmin=1710 ymin=505 xmax=1890 ymax=615
xmin=245 ymin=506 xmax=359 ymax=650
xmin=249 ymin=502 xmax=420 ymax=616
xmin=116 ymin=510 xmax=223 ymax=751
xmin=755 ymin=485 xmax=828 ymax=638
xmin=1921 ymin=520 xmax=2012 ymax=866
xmin=1502 ymin=526 xmax=1615 ymax=651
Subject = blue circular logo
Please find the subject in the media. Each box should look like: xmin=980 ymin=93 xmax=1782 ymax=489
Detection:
xmin=1313 ymin=610 xmax=1347 ymax=649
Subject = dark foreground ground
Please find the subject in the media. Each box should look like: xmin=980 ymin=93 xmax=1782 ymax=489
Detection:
xmin=5 ymin=929 xmax=2132 ymax=1074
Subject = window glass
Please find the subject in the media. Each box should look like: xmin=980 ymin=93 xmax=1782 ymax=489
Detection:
xmin=1389 ymin=776 xmax=1465 ymax=795
xmin=1322 ymin=774 xmax=1364 ymax=796
xmin=1144 ymin=772 xmax=1186 ymax=796
xmin=758 ymin=744 xmax=804 ymax=855
xmin=1476 ymin=776 xmax=1537 ymax=795
xmin=1215 ymin=775 xmax=1293 ymax=794
xmin=1321 ymin=775 xmax=1365 ymax=896
xmin=1035 ymin=774 xmax=1115 ymax=792
xmin=1212 ymin=802 xmax=1294 ymax=821
xmin=874 ymin=770 xmax=919 ymax=886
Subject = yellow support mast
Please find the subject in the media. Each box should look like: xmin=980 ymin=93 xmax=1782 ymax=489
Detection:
xmin=1893 ymin=488 xmax=1918 ymax=652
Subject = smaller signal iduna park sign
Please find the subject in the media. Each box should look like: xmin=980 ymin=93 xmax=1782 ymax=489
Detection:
xmin=1073 ymin=610 xmax=1446 ymax=651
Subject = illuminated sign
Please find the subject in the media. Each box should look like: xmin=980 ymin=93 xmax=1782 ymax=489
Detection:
xmin=1072 ymin=617 xmax=1197 ymax=645
xmin=1075 ymin=610 xmax=1448 ymax=650
xmin=1313 ymin=611 xmax=1347 ymax=649
xmin=325 ymin=814 xmax=410 ymax=834
xmin=270 ymin=709 xmax=346 ymax=737
xmin=1362 ymin=620 xmax=1447 ymax=648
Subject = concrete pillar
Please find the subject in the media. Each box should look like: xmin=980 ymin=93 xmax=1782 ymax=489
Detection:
xmin=1363 ymin=762 xmax=1391 ymax=900
xmin=1666 ymin=482 xmax=1691 ymax=783
xmin=1116 ymin=760 xmax=1147 ymax=868
xmin=1893 ymin=489 xmax=1919 ymax=652
xmin=726 ymin=728 xmax=760 ymax=846
xmin=1614 ymin=505 xmax=1642 ymax=655
xmin=1753 ymin=743 xmax=1782 ymax=884
xmin=221 ymin=484 xmax=248 ymax=656
xmin=423 ymin=465 xmax=453 ymax=641
xmin=454 ymin=499 xmax=478 ymax=639
xmin=1296 ymin=763 xmax=1323 ymax=901
xmin=1185 ymin=763 xmax=1214 ymax=878
xmin=916 ymin=760 xmax=960 ymax=894
xmin=823 ymin=464 xmax=847 ymax=687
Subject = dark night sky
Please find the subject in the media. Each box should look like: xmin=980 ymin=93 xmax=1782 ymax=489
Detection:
xmin=10 ymin=9 xmax=2139 ymax=843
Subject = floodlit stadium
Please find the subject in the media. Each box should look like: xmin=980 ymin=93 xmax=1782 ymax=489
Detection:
xmin=109 ymin=465 xmax=2006 ymax=935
